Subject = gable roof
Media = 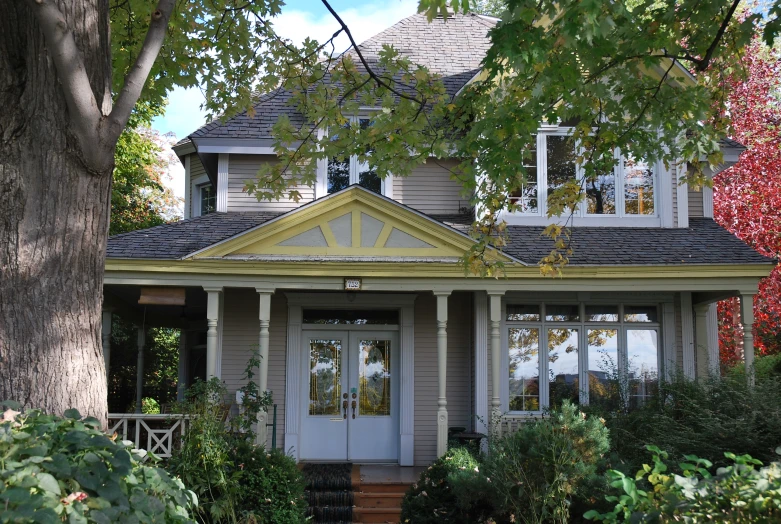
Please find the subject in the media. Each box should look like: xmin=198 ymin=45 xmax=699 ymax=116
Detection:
xmin=179 ymin=12 xmax=496 ymax=145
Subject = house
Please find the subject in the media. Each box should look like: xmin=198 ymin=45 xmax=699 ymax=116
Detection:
xmin=102 ymin=11 xmax=773 ymax=467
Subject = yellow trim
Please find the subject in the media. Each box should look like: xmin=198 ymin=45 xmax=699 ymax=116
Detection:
xmin=104 ymin=258 xmax=773 ymax=280
xmin=194 ymin=187 xmax=508 ymax=261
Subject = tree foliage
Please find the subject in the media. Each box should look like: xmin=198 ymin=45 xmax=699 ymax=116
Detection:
xmin=714 ymin=37 xmax=781 ymax=363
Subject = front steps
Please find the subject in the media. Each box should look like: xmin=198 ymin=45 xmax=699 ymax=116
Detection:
xmin=353 ymin=482 xmax=408 ymax=523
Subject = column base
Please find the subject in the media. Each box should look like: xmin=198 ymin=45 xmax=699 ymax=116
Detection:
xmin=436 ymin=408 xmax=448 ymax=458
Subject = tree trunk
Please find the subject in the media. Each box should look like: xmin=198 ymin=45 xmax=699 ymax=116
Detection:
xmin=0 ymin=1 xmax=113 ymax=423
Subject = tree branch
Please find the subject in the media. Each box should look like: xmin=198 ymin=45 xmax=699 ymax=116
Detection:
xmin=696 ymin=0 xmax=741 ymax=72
xmin=107 ymin=0 xmax=176 ymax=143
xmin=28 ymin=0 xmax=102 ymax=148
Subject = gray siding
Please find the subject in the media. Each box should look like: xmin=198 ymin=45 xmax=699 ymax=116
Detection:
xmin=227 ymin=155 xmax=315 ymax=212
xmin=688 ymin=188 xmax=704 ymax=218
xmin=414 ymin=291 xmax=473 ymax=465
xmin=188 ymin=155 xmax=208 ymax=218
xmin=220 ymin=289 xmax=288 ymax=450
xmin=394 ymin=159 xmax=470 ymax=215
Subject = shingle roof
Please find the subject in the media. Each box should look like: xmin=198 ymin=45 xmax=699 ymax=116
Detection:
xmin=183 ymin=13 xmax=495 ymax=143
xmin=107 ymin=212 xmax=771 ymax=267
xmin=107 ymin=212 xmax=279 ymax=260
xmin=503 ymin=217 xmax=771 ymax=266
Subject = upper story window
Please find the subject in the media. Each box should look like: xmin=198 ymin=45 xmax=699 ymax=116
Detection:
xmin=509 ymin=128 xmax=657 ymax=220
xmin=506 ymin=302 xmax=660 ymax=413
xmin=323 ymin=116 xmax=384 ymax=196
xmin=199 ymin=183 xmax=216 ymax=216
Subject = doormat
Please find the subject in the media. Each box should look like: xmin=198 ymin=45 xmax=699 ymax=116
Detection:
xmin=302 ymin=463 xmax=354 ymax=523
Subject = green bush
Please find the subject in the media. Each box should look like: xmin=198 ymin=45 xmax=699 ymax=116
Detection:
xmin=588 ymin=362 xmax=781 ymax=473
xmin=233 ymin=442 xmax=306 ymax=523
xmin=585 ymin=446 xmax=781 ymax=522
xmin=0 ymin=404 xmax=196 ymax=523
xmin=485 ymin=401 xmax=610 ymax=524
xmin=400 ymin=447 xmax=494 ymax=524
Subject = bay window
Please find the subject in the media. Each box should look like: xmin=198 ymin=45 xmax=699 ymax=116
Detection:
xmin=505 ymin=302 xmax=661 ymax=412
xmin=509 ymin=128 xmax=658 ymax=220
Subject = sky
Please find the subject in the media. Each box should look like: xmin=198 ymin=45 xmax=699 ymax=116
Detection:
xmin=153 ymin=0 xmax=418 ymax=206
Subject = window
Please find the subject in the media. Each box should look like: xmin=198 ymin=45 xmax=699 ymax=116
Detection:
xmin=199 ymin=184 xmax=215 ymax=216
xmin=509 ymin=128 xmax=657 ymax=219
xmin=326 ymin=117 xmax=383 ymax=195
xmin=505 ymin=302 xmax=661 ymax=412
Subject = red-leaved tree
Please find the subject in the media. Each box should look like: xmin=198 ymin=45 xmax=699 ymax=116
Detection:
xmin=714 ymin=37 xmax=781 ymax=368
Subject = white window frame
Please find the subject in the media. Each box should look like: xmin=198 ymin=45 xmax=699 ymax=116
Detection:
xmin=314 ymin=115 xmax=393 ymax=199
xmin=501 ymin=126 xmax=663 ymax=226
xmin=502 ymin=301 xmax=662 ymax=415
xmin=196 ymin=181 xmax=216 ymax=217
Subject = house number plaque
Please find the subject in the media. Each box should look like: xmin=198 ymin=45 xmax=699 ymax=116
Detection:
xmin=344 ymin=278 xmax=362 ymax=291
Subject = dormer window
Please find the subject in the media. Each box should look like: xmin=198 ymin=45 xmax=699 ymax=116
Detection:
xmin=509 ymin=128 xmax=657 ymax=220
xmin=319 ymin=116 xmax=386 ymax=197
xmin=199 ymin=184 xmax=216 ymax=216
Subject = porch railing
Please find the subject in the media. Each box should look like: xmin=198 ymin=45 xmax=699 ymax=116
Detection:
xmin=108 ymin=413 xmax=190 ymax=458
xmin=497 ymin=413 xmax=543 ymax=437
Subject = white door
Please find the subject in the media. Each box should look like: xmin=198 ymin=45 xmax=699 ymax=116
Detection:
xmin=299 ymin=330 xmax=399 ymax=462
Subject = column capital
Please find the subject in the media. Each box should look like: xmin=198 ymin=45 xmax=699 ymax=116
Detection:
xmin=255 ymin=287 xmax=276 ymax=295
xmin=486 ymin=290 xmax=506 ymax=297
xmin=203 ymin=286 xmax=224 ymax=294
xmin=693 ymin=303 xmax=710 ymax=314
xmin=432 ymin=290 xmax=453 ymax=297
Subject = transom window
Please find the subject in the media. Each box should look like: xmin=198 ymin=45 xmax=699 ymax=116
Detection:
xmin=510 ymin=129 xmax=657 ymax=218
xmin=326 ymin=117 xmax=382 ymax=195
xmin=506 ymin=302 xmax=660 ymax=412
xmin=199 ymin=184 xmax=216 ymax=216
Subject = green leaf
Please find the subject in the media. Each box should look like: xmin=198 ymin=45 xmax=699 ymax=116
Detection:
xmin=63 ymin=409 xmax=81 ymax=420
xmin=36 ymin=473 xmax=61 ymax=495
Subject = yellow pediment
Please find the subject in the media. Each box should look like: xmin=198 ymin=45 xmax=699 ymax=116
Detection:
xmin=192 ymin=186 xmax=499 ymax=260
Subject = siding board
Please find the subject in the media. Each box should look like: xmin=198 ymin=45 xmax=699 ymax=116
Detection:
xmin=394 ymin=159 xmax=470 ymax=215
xmin=228 ymin=155 xmax=314 ymax=212
xmin=688 ymin=188 xmax=704 ymax=218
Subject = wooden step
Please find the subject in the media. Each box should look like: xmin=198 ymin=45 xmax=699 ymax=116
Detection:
xmin=358 ymin=482 xmax=410 ymax=494
xmin=352 ymin=506 xmax=402 ymax=524
xmin=355 ymin=492 xmax=404 ymax=509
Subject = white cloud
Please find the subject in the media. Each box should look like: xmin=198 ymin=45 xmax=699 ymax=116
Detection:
xmin=153 ymin=1 xmax=417 ymax=208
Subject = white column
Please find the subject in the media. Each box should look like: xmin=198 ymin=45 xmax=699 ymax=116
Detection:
xmin=473 ymin=292 xmax=488 ymax=438
xmin=434 ymin=291 xmax=450 ymax=458
xmin=694 ymin=304 xmax=710 ymax=379
xmin=740 ymin=293 xmax=756 ymax=384
xmin=256 ymin=288 xmax=274 ymax=447
xmin=135 ymin=327 xmax=146 ymax=413
xmin=661 ymin=302 xmax=676 ymax=380
xmin=216 ymin=154 xmax=229 ymax=212
xmin=204 ymin=287 xmax=223 ymax=379
xmin=488 ymin=292 xmax=504 ymax=428
xmin=183 ymin=155 xmax=192 ymax=219
xmin=101 ymin=310 xmax=113 ymax=377
xmin=706 ymin=304 xmax=720 ymax=376
xmin=399 ymin=300 xmax=416 ymax=466
xmin=284 ymin=304 xmax=303 ymax=460
xmin=680 ymin=292 xmax=695 ymax=379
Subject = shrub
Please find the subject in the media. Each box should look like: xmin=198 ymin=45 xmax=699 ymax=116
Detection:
xmin=400 ymin=447 xmax=494 ymax=524
xmin=588 ymin=362 xmax=781 ymax=472
xmin=233 ymin=441 xmax=306 ymax=523
xmin=585 ymin=446 xmax=781 ymax=522
xmin=0 ymin=404 xmax=196 ymax=523
xmin=485 ymin=400 xmax=610 ymax=524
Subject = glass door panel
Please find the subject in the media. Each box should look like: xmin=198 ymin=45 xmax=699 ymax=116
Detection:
xmin=358 ymin=340 xmax=392 ymax=417
xmin=308 ymin=339 xmax=343 ymax=416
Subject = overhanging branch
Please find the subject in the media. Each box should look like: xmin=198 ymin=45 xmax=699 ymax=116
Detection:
xmin=107 ymin=0 xmax=176 ymax=143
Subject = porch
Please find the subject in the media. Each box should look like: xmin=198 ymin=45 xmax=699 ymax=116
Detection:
xmin=102 ymin=276 xmax=761 ymax=466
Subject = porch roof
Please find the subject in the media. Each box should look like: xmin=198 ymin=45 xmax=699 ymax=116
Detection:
xmin=106 ymin=211 xmax=771 ymax=267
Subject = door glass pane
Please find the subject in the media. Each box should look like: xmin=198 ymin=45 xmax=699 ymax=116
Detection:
xmin=627 ymin=329 xmax=659 ymax=408
xmin=587 ymin=329 xmax=619 ymax=408
xmin=509 ymin=328 xmax=540 ymax=411
xmin=309 ymin=340 xmax=342 ymax=416
xmin=624 ymin=155 xmax=655 ymax=215
xmin=358 ymin=340 xmax=391 ymax=416
xmin=548 ymin=328 xmax=579 ymax=407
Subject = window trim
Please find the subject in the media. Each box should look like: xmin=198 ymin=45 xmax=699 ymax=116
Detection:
xmin=314 ymin=115 xmax=393 ymax=198
xmin=502 ymin=301 xmax=662 ymax=415
xmin=502 ymin=126 xmax=663 ymax=226
xmin=197 ymin=182 xmax=216 ymax=217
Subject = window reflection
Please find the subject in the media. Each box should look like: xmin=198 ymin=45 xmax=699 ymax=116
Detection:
xmin=586 ymin=171 xmax=616 ymax=214
xmin=327 ymin=157 xmax=350 ymax=193
xmin=628 ymin=329 xmax=658 ymax=407
xmin=548 ymin=328 xmax=579 ymax=407
xmin=507 ymin=304 xmax=541 ymax=321
xmin=509 ymin=328 xmax=540 ymax=411
xmin=624 ymin=156 xmax=655 ymax=215
xmin=587 ymin=329 xmax=619 ymax=409
xmin=510 ymin=138 xmax=539 ymax=213
xmin=358 ymin=340 xmax=391 ymax=416
xmin=546 ymin=136 xmax=577 ymax=200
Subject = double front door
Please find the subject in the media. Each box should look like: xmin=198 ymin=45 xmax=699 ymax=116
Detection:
xmin=299 ymin=330 xmax=399 ymax=462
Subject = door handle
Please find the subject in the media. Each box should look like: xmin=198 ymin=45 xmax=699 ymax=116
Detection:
xmin=342 ymin=393 xmax=348 ymax=419
xmin=351 ymin=400 xmax=356 ymax=419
